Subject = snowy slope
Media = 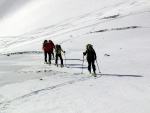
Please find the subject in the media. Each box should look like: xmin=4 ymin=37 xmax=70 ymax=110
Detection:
xmin=0 ymin=0 xmax=150 ymax=113
xmin=0 ymin=0 xmax=150 ymax=53
xmin=0 ymin=0 xmax=123 ymax=36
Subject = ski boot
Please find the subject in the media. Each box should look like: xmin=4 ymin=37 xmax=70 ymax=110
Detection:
xmin=61 ymin=64 xmax=64 ymax=68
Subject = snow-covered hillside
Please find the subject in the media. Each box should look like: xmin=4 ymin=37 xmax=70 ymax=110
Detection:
xmin=0 ymin=0 xmax=150 ymax=53
xmin=0 ymin=0 xmax=150 ymax=113
xmin=0 ymin=0 xmax=123 ymax=36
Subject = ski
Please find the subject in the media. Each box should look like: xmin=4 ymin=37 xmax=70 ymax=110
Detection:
xmin=45 ymin=62 xmax=69 ymax=68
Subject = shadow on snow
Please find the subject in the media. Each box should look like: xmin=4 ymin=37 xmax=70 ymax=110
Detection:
xmin=97 ymin=73 xmax=143 ymax=77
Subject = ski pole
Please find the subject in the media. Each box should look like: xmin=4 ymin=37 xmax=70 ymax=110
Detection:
xmin=64 ymin=52 xmax=66 ymax=67
xmin=81 ymin=55 xmax=84 ymax=74
xmin=96 ymin=59 xmax=101 ymax=73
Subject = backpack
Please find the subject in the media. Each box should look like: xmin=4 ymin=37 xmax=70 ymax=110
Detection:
xmin=55 ymin=44 xmax=61 ymax=54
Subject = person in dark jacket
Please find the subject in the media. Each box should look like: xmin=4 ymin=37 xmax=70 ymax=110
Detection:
xmin=42 ymin=40 xmax=50 ymax=63
xmin=83 ymin=44 xmax=97 ymax=74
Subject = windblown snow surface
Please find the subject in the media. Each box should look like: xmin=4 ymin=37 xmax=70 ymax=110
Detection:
xmin=0 ymin=0 xmax=150 ymax=113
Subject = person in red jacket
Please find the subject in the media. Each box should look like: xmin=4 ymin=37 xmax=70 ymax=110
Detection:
xmin=48 ymin=40 xmax=55 ymax=64
xmin=42 ymin=40 xmax=50 ymax=63
xmin=49 ymin=40 xmax=55 ymax=58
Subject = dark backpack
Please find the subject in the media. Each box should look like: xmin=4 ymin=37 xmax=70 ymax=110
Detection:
xmin=55 ymin=44 xmax=61 ymax=54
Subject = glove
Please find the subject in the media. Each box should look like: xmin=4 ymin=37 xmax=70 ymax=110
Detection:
xmin=63 ymin=51 xmax=65 ymax=53
xmin=83 ymin=52 xmax=85 ymax=55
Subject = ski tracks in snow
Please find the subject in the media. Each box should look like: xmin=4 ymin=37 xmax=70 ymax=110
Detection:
xmin=0 ymin=72 xmax=101 ymax=112
xmin=1 ymin=0 xmax=150 ymax=53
